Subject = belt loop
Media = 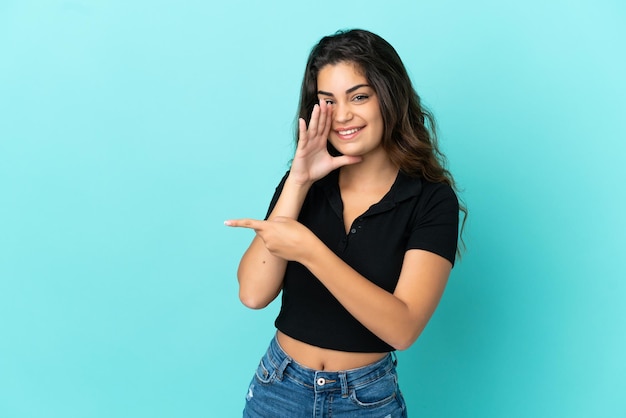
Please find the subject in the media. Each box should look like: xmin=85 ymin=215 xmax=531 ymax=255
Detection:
xmin=275 ymin=356 xmax=291 ymax=381
xmin=391 ymin=351 xmax=398 ymax=366
xmin=339 ymin=372 xmax=349 ymax=398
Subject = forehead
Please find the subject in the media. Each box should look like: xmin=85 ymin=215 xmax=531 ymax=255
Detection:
xmin=317 ymin=62 xmax=368 ymax=87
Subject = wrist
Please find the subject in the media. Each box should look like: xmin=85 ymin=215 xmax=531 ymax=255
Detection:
xmin=298 ymin=234 xmax=326 ymax=267
xmin=284 ymin=174 xmax=314 ymax=191
xmin=266 ymin=175 xmax=312 ymax=220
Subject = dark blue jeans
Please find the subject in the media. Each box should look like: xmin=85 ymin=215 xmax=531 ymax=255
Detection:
xmin=243 ymin=335 xmax=407 ymax=417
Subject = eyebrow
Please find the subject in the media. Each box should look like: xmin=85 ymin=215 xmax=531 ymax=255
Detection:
xmin=317 ymin=84 xmax=371 ymax=97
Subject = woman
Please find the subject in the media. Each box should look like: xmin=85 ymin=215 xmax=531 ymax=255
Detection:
xmin=225 ymin=29 xmax=464 ymax=417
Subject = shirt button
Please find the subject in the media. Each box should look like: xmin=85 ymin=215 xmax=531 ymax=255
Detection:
xmin=350 ymin=228 xmax=357 ymax=234
xmin=316 ymin=377 xmax=326 ymax=386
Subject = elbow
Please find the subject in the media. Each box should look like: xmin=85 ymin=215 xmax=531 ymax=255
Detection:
xmin=389 ymin=313 xmax=431 ymax=350
xmin=238 ymin=281 xmax=279 ymax=310
xmin=391 ymin=338 xmax=415 ymax=351
xmin=236 ymin=262 xmax=278 ymax=309
xmin=237 ymin=269 xmax=270 ymax=309
xmin=389 ymin=329 xmax=421 ymax=351
xmin=239 ymin=292 xmax=271 ymax=310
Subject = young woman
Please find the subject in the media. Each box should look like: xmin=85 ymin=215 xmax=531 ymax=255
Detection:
xmin=226 ymin=29 xmax=464 ymax=418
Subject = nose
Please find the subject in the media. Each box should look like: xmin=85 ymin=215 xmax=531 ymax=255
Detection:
xmin=332 ymin=102 xmax=353 ymax=123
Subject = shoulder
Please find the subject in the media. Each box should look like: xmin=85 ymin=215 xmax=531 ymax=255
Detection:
xmin=415 ymin=179 xmax=458 ymax=227
xmin=402 ymin=177 xmax=459 ymax=265
xmin=419 ymin=179 xmax=458 ymax=211
xmin=394 ymin=171 xmax=458 ymax=213
xmin=402 ymin=175 xmax=459 ymax=236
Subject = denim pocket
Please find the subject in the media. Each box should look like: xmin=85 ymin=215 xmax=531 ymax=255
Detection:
xmin=254 ymin=356 xmax=276 ymax=385
xmin=349 ymin=371 xmax=399 ymax=409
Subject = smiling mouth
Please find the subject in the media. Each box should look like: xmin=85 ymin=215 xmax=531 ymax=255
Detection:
xmin=336 ymin=127 xmax=362 ymax=136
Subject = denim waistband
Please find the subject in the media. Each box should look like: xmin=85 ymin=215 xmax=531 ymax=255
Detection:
xmin=265 ymin=334 xmax=396 ymax=396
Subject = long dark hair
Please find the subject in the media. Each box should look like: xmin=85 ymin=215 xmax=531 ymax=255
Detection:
xmin=297 ymin=29 xmax=467 ymax=251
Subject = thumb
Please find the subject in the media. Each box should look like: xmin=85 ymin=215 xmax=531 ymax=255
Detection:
xmin=332 ymin=155 xmax=363 ymax=169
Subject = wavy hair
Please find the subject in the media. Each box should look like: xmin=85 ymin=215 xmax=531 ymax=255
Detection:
xmin=296 ymin=29 xmax=467 ymax=251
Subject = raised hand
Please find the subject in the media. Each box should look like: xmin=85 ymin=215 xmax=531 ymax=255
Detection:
xmin=289 ymin=100 xmax=362 ymax=185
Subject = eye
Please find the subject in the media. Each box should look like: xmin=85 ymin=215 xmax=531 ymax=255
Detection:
xmin=324 ymin=99 xmax=334 ymax=105
xmin=353 ymin=94 xmax=369 ymax=102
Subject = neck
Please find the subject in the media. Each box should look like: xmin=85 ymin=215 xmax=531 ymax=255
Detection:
xmin=339 ymin=153 xmax=398 ymax=189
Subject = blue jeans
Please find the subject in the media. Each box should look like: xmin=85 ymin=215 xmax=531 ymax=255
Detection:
xmin=242 ymin=335 xmax=407 ymax=417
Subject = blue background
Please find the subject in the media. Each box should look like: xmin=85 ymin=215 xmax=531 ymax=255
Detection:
xmin=1 ymin=0 xmax=625 ymax=416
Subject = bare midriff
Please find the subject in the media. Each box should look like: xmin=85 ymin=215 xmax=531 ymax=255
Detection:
xmin=276 ymin=331 xmax=388 ymax=371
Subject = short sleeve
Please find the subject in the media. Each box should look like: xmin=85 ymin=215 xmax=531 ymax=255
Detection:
xmin=264 ymin=171 xmax=290 ymax=220
xmin=406 ymin=183 xmax=459 ymax=266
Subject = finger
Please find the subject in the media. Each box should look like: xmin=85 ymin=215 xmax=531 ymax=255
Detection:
xmin=297 ymin=118 xmax=308 ymax=149
xmin=315 ymin=100 xmax=328 ymax=137
xmin=320 ymin=100 xmax=333 ymax=139
xmin=331 ymin=155 xmax=363 ymax=170
xmin=224 ymin=219 xmax=265 ymax=230
xmin=308 ymin=104 xmax=320 ymax=137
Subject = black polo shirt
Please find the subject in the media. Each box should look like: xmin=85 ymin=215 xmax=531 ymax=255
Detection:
xmin=266 ymin=169 xmax=459 ymax=352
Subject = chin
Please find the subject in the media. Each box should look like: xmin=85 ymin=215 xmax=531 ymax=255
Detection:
xmin=328 ymin=142 xmax=357 ymax=156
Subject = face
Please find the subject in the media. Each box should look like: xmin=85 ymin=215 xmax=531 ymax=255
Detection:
xmin=316 ymin=62 xmax=385 ymax=159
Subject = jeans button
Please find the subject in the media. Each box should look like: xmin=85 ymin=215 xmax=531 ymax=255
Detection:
xmin=316 ymin=377 xmax=326 ymax=386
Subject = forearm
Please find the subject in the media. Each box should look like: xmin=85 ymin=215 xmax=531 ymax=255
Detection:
xmin=266 ymin=176 xmax=312 ymax=220
xmin=301 ymin=240 xmax=444 ymax=350
xmin=237 ymin=176 xmax=312 ymax=309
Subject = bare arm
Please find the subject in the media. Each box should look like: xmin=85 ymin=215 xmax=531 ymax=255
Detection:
xmin=233 ymin=180 xmax=310 ymax=309
xmin=302 ymin=240 xmax=451 ymax=350
xmin=226 ymin=217 xmax=452 ymax=350
xmin=228 ymin=100 xmax=361 ymax=309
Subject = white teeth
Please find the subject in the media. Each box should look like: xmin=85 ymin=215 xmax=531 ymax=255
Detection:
xmin=338 ymin=128 xmax=360 ymax=135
